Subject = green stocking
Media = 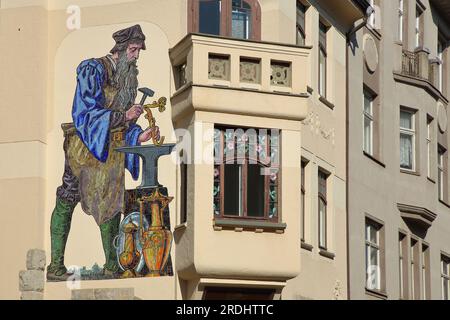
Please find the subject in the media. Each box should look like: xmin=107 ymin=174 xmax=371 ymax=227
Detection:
xmin=48 ymin=199 xmax=76 ymax=276
xmin=100 ymin=214 xmax=121 ymax=273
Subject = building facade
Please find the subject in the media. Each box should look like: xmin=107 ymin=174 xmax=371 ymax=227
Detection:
xmin=347 ymin=0 xmax=450 ymax=300
xmin=0 ymin=0 xmax=373 ymax=300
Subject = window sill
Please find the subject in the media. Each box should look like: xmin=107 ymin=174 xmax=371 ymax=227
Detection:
xmin=363 ymin=151 xmax=386 ymax=168
xmin=365 ymin=288 xmax=388 ymax=300
xmin=318 ymin=248 xmax=335 ymax=260
xmin=319 ymin=95 xmax=335 ymax=110
xmin=400 ymin=169 xmax=420 ymax=176
xmin=301 ymin=241 xmax=314 ymax=252
xmin=213 ymin=218 xmax=286 ymax=233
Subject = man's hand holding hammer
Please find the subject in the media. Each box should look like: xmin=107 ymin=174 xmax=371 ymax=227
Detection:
xmin=125 ymin=104 xmax=144 ymax=121
xmin=125 ymin=104 xmax=161 ymax=143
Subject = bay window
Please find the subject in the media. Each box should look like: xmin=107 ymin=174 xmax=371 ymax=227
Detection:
xmin=213 ymin=127 xmax=279 ymax=221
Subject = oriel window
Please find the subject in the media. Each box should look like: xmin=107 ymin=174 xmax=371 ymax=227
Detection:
xmin=213 ymin=127 xmax=280 ymax=221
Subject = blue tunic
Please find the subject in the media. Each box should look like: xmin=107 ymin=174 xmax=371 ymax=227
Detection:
xmin=72 ymin=59 xmax=142 ymax=180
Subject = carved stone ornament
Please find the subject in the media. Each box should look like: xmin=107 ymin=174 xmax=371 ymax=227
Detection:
xmin=240 ymin=59 xmax=261 ymax=84
xmin=209 ymin=55 xmax=230 ymax=81
xmin=271 ymin=62 xmax=291 ymax=87
xmin=302 ymin=111 xmax=335 ymax=145
xmin=363 ymin=34 xmax=379 ymax=73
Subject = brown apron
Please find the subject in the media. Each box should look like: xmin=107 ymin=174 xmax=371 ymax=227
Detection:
xmin=62 ymin=56 xmax=127 ymax=226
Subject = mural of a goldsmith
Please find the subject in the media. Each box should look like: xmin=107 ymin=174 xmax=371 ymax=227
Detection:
xmin=47 ymin=25 xmax=162 ymax=281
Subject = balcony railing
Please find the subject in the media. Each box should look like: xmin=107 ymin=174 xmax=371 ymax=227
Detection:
xmin=402 ymin=50 xmax=420 ymax=78
xmin=401 ymin=49 xmax=441 ymax=89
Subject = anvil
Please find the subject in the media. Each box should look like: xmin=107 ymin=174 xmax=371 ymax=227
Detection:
xmin=116 ymin=144 xmax=176 ymax=189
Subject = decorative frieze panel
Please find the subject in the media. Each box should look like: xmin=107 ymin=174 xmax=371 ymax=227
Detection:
xmin=240 ymin=57 xmax=261 ymax=84
xmin=271 ymin=61 xmax=291 ymax=87
xmin=209 ymin=54 xmax=230 ymax=81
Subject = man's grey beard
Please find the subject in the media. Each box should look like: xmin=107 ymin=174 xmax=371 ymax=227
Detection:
xmin=111 ymin=50 xmax=139 ymax=111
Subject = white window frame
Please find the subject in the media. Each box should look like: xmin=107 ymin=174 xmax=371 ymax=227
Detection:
xmin=399 ymin=233 xmax=406 ymax=299
xmin=363 ymin=91 xmax=374 ymax=155
xmin=438 ymin=40 xmax=444 ymax=93
xmin=438 ymin=145 xmax=446 ymax=201
xmin=442 ymin=256 xmax=450 ymax=300
xmin=421 ymin=245 xmax=429 ymax=300
xmin=411 ymin=240 xmax=416 ymax=299
xmin=415 ymin=5 xmax=422 ymax=48
xmin=398 ymin=0 xmax=404 ymax=42
xmin=400 ymin=109 xmax=416 ymax=171
xmin=365 ymin=221 xmax=381 ymax=291
xmin=368 ymin=0 xmax=376 ymax=28
xmin=427 ymin=117 xmax=433 ymax=178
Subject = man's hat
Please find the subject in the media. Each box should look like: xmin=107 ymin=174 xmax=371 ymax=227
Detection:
xmin=110 ymin=24 xmax=147 ymax=53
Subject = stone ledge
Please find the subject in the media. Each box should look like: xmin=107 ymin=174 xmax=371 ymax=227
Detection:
xmin=72 ymin=288 xmax=135 ymax=300
xmin=21 ymin=291 xmax=44 ymax=300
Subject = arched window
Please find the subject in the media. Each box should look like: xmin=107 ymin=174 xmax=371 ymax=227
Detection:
xmin=188 ymin=0 xmax=261 ymax=40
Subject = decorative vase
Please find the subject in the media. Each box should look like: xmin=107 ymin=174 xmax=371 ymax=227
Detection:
xmin=138 ymin=189 xmax=173 ymax=277
xmin=118 ymin=221 xmax=140 ymax=278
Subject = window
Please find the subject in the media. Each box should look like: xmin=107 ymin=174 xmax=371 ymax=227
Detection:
xmin=365 ymin=219 xmax=383 ymax=291
xmin=400 ymin=109 xmax=416 ymax=171
xmin=368 ymin=0 xmax=376 ymax=28
xmin=232 ymin=0 xmax=252 ymax=39
xmin=442 ymin=255 xmax=450 ymax=300
xmin=415 ymin=4 xmax=424 ymax=48
xmin=438 ymin=39 xmax=444 ymax=93
xmin=189 ymin=0 xmax=261 ymax=40
xmin=296 ymin=1 xmax=307 ymax=46
xmin=318 ymin=170 xmax=328 ymax=249
xmin=318 ymin=21 xmax=328 ymax=97
xmin=399 ymin=233 xmax=408 ymax=299
xmin=301 ymin=160 xmax=307 ymax=242
xmin=398 ymin=0 xmax=404 ymax=42
xmin=180 ymin=161 xmax=188 ymax=224
xmin=213 ymin=127 xmax=279 ymax=221
xmin=427 ymin=117 xmax=433 ymax=178
xmin=438 ymin=145 xmax=446 ymax=201
xmin=363 ymin=90 xmax=375 ymax=155
xmin=198 ymin=0 xmax=221 ymax=36
xmin=410 ymin=238 xmax=420 ymax=299
xmin=421 ymin=244 xmax=430 ymax=300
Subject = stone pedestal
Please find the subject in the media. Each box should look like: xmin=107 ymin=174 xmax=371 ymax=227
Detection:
xmin=19 ymin=249 xmax=46 ymax=300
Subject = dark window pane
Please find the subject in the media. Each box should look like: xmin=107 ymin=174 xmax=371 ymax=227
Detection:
xmin=247 ymin=164 xmax=265 ymax=217
xmin=224 ymin=164 xmax=242 ymax=216
xmin=318 ymin=170 xmax=327 ymax=198
xmin=199 ymin=0 xmax=221 ymax=35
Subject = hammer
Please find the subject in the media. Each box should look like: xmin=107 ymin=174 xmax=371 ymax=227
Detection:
xmin=138 ymin=87 xmax=155 ymax=106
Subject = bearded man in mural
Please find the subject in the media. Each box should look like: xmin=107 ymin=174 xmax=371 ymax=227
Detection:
xmin=47 ymin=25 xmax=159 ymax=280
